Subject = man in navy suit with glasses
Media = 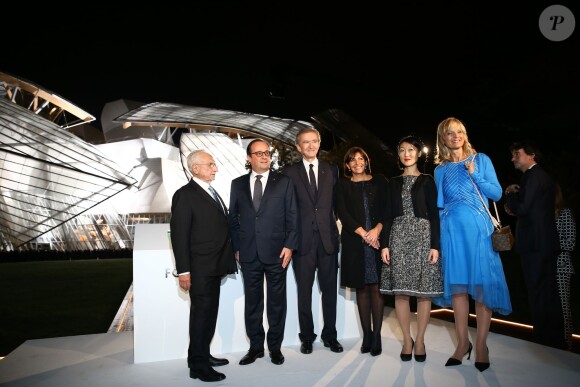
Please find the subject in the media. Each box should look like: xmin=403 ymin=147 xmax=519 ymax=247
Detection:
xmin=229 ymin=139 xmax=299 ymax=366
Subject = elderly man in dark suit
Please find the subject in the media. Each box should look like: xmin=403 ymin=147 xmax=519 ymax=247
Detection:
xmin=505 ymin=140 xmax=566 ymax=349
xmin=282 ymin=127 xmax=343 ymax=354
xmin=170 ymin=150 xmax=237 ymax=382
xmin=229 ymin=138 xmax=299 ymax=366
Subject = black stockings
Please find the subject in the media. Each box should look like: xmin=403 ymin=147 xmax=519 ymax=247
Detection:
xmin=356 ymin=284 xmax=384 ymax=349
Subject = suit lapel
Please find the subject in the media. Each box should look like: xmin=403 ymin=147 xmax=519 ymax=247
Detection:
xmin=317 ymin=161 xmax=331 ymax=204
xmin=263 ymin=172 xmax=278 ymax=200
xmin=297 ymin=163 xmax=317 ymax=203
xmin=242 ymin=174 xmax=254 ymax=210
xmin=190 ymin=179 xmax=225 ymax=216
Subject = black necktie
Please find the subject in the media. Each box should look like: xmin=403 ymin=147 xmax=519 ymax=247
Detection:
xmin=208 ymin=185 xmax=225 ymax=214
xmin=253 ymin=175 xmax=263 ymax=211
xmin=309 ymin=164 xmax=318 ymax=197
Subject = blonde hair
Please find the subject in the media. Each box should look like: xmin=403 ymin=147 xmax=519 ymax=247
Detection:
xmin=434 ymin=117 xmax=476 ymax=165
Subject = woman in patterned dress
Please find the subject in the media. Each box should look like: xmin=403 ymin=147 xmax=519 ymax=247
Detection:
xmin=433 ymin=117 xmax=511 ymax=372
xmin=555 ymin=183 xmax=576 ymax=350
xmin=337 ymin=147 xmax=389 ymax=356
xmin=380 ymin=135 xmax=442 ymax=362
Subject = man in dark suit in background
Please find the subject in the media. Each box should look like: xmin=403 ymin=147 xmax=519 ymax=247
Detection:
xmin=229 ymin=139 xmax=299 ymax=366
xmin=170 ymin=150 xmax=237 ymax=382
xmin=505 ymin=140 xmax=566 ymax=349
xmin=282 ymin=127 xmax=343 ymax=354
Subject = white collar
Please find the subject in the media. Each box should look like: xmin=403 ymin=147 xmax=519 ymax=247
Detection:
xmin=302 ymin=158 xmax=319 ymax=169
xmin=192 ymin=176 xmax=211 ymax=190
xmin=251 ymin=170 xmax=270 ymax=180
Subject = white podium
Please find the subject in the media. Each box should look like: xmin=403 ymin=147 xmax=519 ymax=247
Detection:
xmin=133 ymin=223 xmax=360 ymax=364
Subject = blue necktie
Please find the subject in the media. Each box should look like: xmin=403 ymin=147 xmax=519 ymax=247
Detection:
xmin=208 ymin=186 xmax=225 ymax=214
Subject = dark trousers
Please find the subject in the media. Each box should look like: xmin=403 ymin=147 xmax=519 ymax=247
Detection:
xmin=240 ymin=258 xmax=287 ymax=351
xmin=521 ymin=251 xmax=566 ymax=349
xmin=188 ymin=275 xmax=221 ymax=371
xmin=293 ymin=230 xmax=339 ymax=342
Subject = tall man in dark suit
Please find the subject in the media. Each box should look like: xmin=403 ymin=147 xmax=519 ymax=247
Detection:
xmin=229 ymin=139 xmax=299 ymax=366
xmin=505 ymin=140 xmax=566 ymax=349
xmin=170 ymin=150 xmax=237 ymax=382
xmin=282 ymin=127 xmax=343 ymax=354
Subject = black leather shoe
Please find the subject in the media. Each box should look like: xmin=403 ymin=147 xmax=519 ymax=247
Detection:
xmin=270 ymin=350 xmax=285 ymax=365
xmin=370 ymin=346 xmax=382 ymax=356
xmin=445 ymin=342 xmax=472 ymax=367
xmin=239 ymin=349 xmax=264 ymax=365
xmin=474 ymin=345 xmax=490 ymax=372
xmin=300 ymin=340 xmax=313 ymax=354
xmin=475 ymin=361 xmax=490 ymax=372
xmin=323 ymin=339 xmax=344 ymax=353
xmin=209 ymin=355 xmax=229 ymax=367
xmin=400 ymin=339 xmax=414 ymax=361
xmin=189 ymin=367 xmax=226 ymax=382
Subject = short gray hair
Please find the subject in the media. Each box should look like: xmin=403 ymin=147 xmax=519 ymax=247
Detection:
xmin=186 ymin=150 xmax=208 ymax=172
xmin=295 ymin=126 xmax=321 ymax=145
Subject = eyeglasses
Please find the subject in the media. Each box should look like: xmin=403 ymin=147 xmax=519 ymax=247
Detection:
xmin=194 ymin=163 xmax=217 ymax=168
xmin=250 ymin=150 xmax=271 ymax=157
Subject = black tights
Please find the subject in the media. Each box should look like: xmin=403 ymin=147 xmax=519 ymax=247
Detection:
xmin=356 ymin=284 xmax=384 ymax=348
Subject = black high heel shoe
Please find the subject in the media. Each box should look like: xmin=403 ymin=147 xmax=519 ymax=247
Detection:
xmin=445 ymin=342 xmax=472 ymax=366
xmin=361 ymin=334 xmax=371 ymax=354
xmin=400 ymin=339 xmax=414 ymax=361
xmin=370 ymin=334 xmax=382 ymax=356
xmin=414 ymin=342 xmax=426 ymax=362
xmin=474 ymin=346 xmax=490 ymax=372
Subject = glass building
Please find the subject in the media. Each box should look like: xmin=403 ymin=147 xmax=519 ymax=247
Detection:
xmin=0 ymin=72 xmax=315 ymax=251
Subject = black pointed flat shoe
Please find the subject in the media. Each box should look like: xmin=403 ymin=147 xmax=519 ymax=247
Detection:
xmin=400 ymin=339 xmax=414 ymax=361
xmin=414 ymin=343 xmax=426 ymax=362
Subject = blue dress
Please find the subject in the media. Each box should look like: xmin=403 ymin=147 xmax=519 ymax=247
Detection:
xmin=433 ymin=153 xmax=512 ymax=315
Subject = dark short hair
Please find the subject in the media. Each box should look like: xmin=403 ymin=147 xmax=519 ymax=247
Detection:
xmin=343 ymin=146 xmax=371 ymax=177
xmin=397 ymin=135 xmax=425 ymax=170
xmin=397 ymin=135 xmax=424 ymax=153
xmin=246 ymin=139 xmax=270 ymax=155
xmin=510 ymin=139 xmax=543 ymax=164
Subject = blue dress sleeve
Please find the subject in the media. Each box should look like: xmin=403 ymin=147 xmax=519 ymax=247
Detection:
xmin=470 ymin=153 xmax=502 ymax=202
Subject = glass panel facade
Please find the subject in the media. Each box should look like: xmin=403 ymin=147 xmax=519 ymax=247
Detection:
xmin=0 ymin=99 xmax=136 ymax=250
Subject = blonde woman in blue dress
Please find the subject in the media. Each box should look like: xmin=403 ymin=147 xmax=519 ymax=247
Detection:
xmin=433 ymin=117 xmax=511 ymax=372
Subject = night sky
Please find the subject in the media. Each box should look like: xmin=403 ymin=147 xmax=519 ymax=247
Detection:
xmin=3 ymin=3 xmax=579 ymax=195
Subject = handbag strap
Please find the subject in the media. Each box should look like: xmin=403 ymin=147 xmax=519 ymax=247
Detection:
xmin=465 ymin=155 xmax=501 ymax=229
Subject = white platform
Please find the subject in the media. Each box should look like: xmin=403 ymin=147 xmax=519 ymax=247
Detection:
xmin=133 ymin=223 xmax=359 ymax=363
xmin=1 ymin=307 xmax=579 ymax=387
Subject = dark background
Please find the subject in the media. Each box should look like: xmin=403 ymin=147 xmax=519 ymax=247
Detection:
xmin=4 ymin=2 xmax=579 ymax=209
xmin=2 ymin=3 xmax=579 ymax=347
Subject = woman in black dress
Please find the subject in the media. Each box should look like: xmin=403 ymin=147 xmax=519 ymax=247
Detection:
xmin=336 ymin=146 xmax=389 ymax=356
